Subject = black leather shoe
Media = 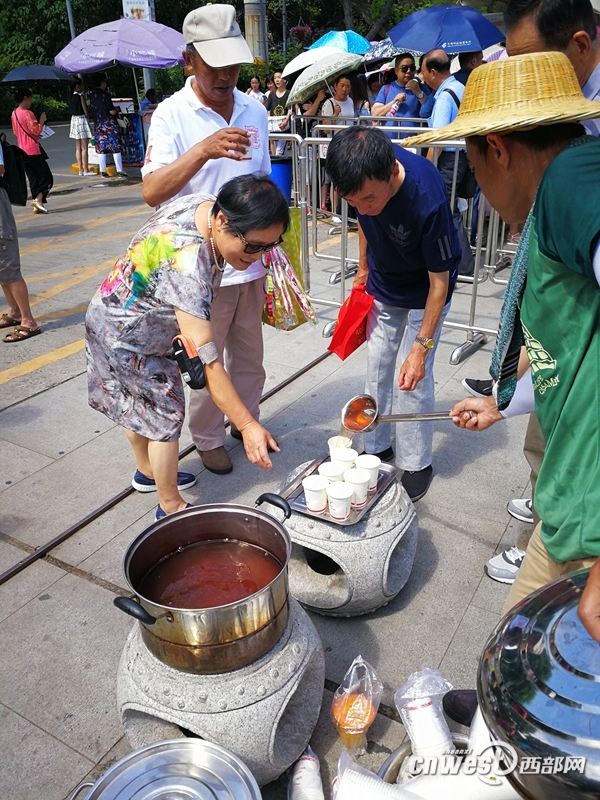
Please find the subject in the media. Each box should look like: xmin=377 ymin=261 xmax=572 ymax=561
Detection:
xmin=401 ymin=464 xmax=433 ymax=502
xmin=442 ymin=689 xmax=478 ymax=727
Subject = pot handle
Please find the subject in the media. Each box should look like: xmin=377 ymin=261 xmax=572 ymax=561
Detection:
xmin=255 ymin=492 xmax=292 ymax=520
xmin=113 ymin=596 xmax=156 ymax=625
xmin=68 ymin=782 xmax=95 ymax=800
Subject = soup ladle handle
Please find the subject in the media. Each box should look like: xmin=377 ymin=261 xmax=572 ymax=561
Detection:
xmin=113 ymin=596 xmax=156 ymax=625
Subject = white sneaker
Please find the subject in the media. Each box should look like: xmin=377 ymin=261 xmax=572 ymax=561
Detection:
xmin=485 ymin=546 xmax=525 ymax=584
xmin=507 ymin=498 xmax=533 ymax=523
xmin=78 ymin=170 xmax=84 ymax=176
xmin=31 ymin=199 xmax=48 ymax=213
xmin=83 ymin=171 xmax=96 ymax=176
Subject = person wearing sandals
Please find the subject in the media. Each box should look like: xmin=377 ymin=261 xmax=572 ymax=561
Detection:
xmin=11 ymin=88 xmax=53 ymax=215
xmin=0 ymin=143 xmax=41 ymax=342
xmin=88 ymin=74 xmax=127 ymax=179
xmin=69 ymin=80 xmax=94 ymax=176
xmin=85 ymin=175 xmax=287 ymax=519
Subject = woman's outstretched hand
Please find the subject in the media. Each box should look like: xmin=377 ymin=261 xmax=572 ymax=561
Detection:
xmin=241 ymin=421 xmax=280 ymax=469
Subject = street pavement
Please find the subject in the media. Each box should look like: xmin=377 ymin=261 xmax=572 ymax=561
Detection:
xmin=0 ymin=124 xmax=532 ymax=798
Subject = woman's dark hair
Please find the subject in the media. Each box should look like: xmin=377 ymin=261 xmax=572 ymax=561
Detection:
xmin=382 ymin=69 xmax=395 ymax=86
xmin=249 ymin=75 xmax=262 ymax=89
xmin=213 ymin=175 xmax=290 ymax=235
xmin=504 ymin=0 xmax=597 ymax=50
xmin=325 ymin=126 xmax=396 ymax=196
xmin=72 ymin=80 xmax=83 ymax=92
xmin=14 ymin=88 xmax=32 ymax=103
xmin=145 ymin=88 xmax=157 ymax=101
xmin=467 ymin=123 xmax=586 ymax=156
xmin=266 ymin=74 xmax=275 ymax=85
xmin=367 ymin=73 xmax=381 ymax=89
xmin=350 ymin=73 xmax=370 ymax=110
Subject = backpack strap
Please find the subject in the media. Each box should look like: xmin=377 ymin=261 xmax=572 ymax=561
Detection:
xmin=443 ymin=88 xmax=461 ymax=110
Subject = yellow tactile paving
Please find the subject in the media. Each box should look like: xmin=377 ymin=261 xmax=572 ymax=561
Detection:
xmin=0 ymin=339 xmax=85 ymax=385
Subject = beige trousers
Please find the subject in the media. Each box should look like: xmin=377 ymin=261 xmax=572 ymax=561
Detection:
xmin=502 ymin=522 xmax=596 ymax=614
xmin=188 ymin=278 xmax=266 ymax=451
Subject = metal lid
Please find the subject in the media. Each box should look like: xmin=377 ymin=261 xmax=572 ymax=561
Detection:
xmin=478 ymin=568 xmax=600 ymax=796
xmin=85 ymin=739 xmax=261 ymax=800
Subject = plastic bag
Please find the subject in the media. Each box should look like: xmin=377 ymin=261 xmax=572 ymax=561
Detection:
xmin=394 ymin=667 xmax=454 ymax=761
xmin=287 ymin=746 xmax=325 ymax=800
xmin=262 ymin=222 xmax=317 ymax=331
xmin=331 ymin=655 xmax=383 ymax=755
xmin=327 ymin=284 xmax=374 ymax=360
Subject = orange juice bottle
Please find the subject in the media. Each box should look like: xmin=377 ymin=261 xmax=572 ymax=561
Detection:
xmin=332 ymin=692 xmax=377 ymax=751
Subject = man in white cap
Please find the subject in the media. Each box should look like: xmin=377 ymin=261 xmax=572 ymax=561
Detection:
xmin=141 ymin=4 xmax=271 ymax=476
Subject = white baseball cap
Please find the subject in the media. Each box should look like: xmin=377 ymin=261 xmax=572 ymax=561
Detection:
xmin=183 ymin=4 xmax=254 ymax=68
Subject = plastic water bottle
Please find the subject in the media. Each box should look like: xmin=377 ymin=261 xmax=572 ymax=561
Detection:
xmin=385 ymin=98 xmax=402 ymax=117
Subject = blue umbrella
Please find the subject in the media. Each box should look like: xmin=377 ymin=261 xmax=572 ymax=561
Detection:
xmin=388 ymin=5 xmax=504 ymax=55
xmin=2 ymin=64 xmax=74 ymax=82
xmin=308 ymin=30 xmax=371 ymax=55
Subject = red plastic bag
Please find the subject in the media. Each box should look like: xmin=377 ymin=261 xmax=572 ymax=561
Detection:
xmin=327 ymin=285 xmax=374 ymax=360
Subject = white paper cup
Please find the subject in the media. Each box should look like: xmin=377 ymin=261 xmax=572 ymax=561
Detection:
xmin=318 ymin=461 xmax=346 ymax=482
xmin=343 ymin=467 xmax=371 ymax=508
xmin=328 ymin=435 xmax=352 ymax=462
xmin=326 ymin=481 xmax=355 ymax=521
xmin=330 ymin=447 xmax=358 ymax=472
xmin=239 ymin=129 xmax=255 ymax=160
xmin=355 ymin=454 xmax=381 ymax=491
xmin=302 ymin=475 xmax=329 ymax=514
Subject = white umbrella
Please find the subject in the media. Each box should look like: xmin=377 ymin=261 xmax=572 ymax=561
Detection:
xmin=451 ymin=43 xmax=505 ymax=73
xmin=282 ymin=47 xmax=345 ymax=79
xmin=287 ymin=51 xmax=364 ymax=106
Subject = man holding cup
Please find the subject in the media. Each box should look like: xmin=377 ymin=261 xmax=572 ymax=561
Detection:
xmin=141 ymin=4 xmax=271 ymax=476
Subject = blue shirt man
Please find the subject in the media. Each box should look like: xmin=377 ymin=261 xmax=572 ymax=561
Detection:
xmin=325 ymin=126 xmax=461 ymax=502
xmin=421 ymin=49 xmax=474 ymax=276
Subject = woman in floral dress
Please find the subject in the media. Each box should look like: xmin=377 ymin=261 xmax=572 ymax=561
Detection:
xmin=86 ymin=175 xmax=289 ymax=519
xmin=88 ymin=74 xmax=126 ymax=178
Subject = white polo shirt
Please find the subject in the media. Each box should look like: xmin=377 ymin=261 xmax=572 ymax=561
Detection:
xmin=142 ymin=79 xmax=271 ymax=286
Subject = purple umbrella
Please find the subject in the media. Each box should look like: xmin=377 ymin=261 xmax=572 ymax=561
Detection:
xmin=55 ymin=18 xmax=185 ymax=72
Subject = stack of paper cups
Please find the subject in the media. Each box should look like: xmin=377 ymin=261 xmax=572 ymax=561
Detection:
xmin=400 ymin=698 xmax=453 ymax=757
xmin=337 ymin=769 xmax=414 ymax=799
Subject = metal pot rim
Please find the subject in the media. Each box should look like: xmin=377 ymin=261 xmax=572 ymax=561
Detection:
xmin=122 ymin=502 xmax=291 ymax=613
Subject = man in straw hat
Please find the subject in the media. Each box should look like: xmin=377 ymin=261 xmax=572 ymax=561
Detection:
xmin=462 ymin=0 xmax=600 ymax=590
xmin=401 ymin=51 xmax=600 ymax=729
xmin=402 ymin=50 xmax=600 ymax=630
xmin=141 ymin=5 xmax=272 ymax=477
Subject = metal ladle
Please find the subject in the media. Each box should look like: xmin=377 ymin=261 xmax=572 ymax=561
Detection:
xmin=341 ymin=394 xmax=454 ymax=435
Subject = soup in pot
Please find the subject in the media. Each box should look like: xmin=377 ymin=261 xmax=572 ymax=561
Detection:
xmin=138 ymin=539 xmax=282 ymax=609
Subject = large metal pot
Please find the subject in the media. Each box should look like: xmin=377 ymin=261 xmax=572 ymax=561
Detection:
xmin=478 ymin=568 xmax=600 ymax=800
xmin=114 ymin=493 xmax=292 ymax=674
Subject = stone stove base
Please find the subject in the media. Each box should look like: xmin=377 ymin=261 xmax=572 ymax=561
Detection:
xmin=116 ymin=597 xmax=325 ymax=786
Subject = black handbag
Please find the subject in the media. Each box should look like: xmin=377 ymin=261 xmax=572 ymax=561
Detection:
xmin=0 ymin=133 xmax=28 ymax=206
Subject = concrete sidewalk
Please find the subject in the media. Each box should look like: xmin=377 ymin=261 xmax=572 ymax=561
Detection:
xmin=0 ymin=126 xmax=532 ymax=799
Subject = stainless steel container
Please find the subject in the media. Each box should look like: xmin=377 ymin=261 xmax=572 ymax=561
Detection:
xmin=68 ymin=739 xmax=261 ymax=800
xmin=114 ymin=493 xmax=292 ymax=674
xmin=478 ymin=568 xmax=600 ymax=800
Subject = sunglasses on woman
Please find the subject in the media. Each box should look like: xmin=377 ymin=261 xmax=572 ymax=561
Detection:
xmin=399 ymin=64 xmax=416 ymax=73
xmin=234 ymin=230 xmax=284 ymax=255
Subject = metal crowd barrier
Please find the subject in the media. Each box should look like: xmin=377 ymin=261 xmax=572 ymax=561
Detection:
xmin=268 ymin=121 xmax=513 ymax=365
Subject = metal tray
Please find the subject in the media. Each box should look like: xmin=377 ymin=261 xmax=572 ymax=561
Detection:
xmin=285 ymin=456 xmax=399 ymax=526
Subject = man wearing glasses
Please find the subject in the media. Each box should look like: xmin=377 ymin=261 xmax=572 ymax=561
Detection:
xmin=141 ymin=4 xmax=272 ymax=477
xmin=371 ymin=54 xmax=429 ymax=137
xmin=420 ymin=49 xmax=475 ymax=276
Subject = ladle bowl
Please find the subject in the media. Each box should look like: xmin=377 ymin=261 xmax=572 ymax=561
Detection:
xmin=341 ymin=394 xmax=454 ymax=435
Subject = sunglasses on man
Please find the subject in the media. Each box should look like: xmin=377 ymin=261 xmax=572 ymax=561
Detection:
xmin=399 ymin=64 xmax=416 ymax=73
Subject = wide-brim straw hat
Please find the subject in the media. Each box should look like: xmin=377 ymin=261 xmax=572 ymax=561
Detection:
xmin=402 ymin=51 xmax=600 ymax=148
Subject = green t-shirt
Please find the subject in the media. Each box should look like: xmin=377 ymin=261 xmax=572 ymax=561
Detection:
xmin=521 ymin=137 xmax=600 ymax=562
